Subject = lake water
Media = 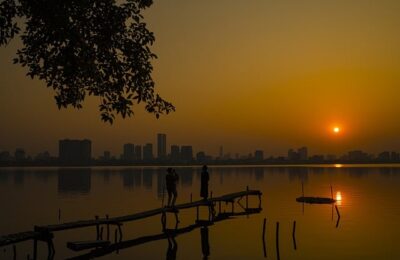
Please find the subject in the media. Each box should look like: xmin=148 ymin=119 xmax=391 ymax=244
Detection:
xmin=0 ymin=165 xmax=399 ymax=259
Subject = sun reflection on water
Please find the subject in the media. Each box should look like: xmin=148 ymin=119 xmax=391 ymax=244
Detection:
xmin=336 ymin=191 xmax=342 ymax=206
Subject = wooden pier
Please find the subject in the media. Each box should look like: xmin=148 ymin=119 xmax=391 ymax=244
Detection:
xmin=0 ymin=188 xmax=262 ymax=259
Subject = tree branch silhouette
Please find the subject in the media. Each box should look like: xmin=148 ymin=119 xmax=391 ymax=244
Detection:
xmin=0 ymin=0 xmax=174 ymax=123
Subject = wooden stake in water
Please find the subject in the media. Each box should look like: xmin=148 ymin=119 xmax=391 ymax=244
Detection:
xmin=276 ymin=222 xmax=280 ymax=260
xmin=262 ymin=218 xmax=267 ymax=258
xmin=302 ymin=182 xmax=305 ymax=215
xmin=335 ymin=205 xmax=341 ymax=218
xmin=262 ymin=218 xmax=266 ymax=239
xmin=292 ymin=221 xmax=297 ymax=250
xmin=330 ymin=185 xmax=333 ymax=199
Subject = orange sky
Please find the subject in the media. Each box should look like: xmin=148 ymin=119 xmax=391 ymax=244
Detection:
xmin=1 ymin=0 xmax=400 ymax=157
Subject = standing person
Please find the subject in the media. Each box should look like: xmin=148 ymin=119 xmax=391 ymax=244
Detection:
xmin=166 ymin=168 xmax=179 ymax=207
xmin=200 ymin=165 xmax=209 ymax=200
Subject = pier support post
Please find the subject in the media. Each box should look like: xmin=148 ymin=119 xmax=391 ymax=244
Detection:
xmin=161 ymin=211 xmax=167 ymax=231
xmin=174 ymin=211 xmax=180 ymax=228
xmin=118 ymin=224 xmax=123 ymax=241
xmin=106 ymin=214 xmax=110 ymax=240
xmin=100 ymin=227 xmax=104 ymax=240
xmin=95 ymin=215 xmax=99 ymax=240
xmin=13 ymin=245 xmax=16 ymax=260
xmin=33 ymin=239 xmax=37 ymax=260
xmin=196 ymin=206 xmax=199 ymax=221
xmin=47 ymin=238 xmax=55 ymax=259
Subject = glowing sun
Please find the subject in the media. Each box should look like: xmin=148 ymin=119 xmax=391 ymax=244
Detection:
xmin=333 ymin=127 xmax=340 ymax=133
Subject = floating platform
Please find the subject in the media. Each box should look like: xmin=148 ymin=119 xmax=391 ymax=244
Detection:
xmin=296 ymin=196 xmax=336 ymax=204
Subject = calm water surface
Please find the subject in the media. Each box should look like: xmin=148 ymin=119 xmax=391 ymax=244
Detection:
xmin=0 ymin=165 xmax=399 ymax=259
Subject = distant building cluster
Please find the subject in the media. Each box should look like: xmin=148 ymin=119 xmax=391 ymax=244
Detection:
xmin=1 ymin=135 xmax=400 ymax=166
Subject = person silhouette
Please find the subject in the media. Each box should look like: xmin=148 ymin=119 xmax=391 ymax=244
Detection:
xmin=166 ymin=168 xmax=179 ymax=207
xmin=200 ymin=165 xmax=209 ymax=200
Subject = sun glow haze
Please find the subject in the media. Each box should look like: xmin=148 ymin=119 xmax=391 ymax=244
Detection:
xmin=333 ymin=127 xmax=340 ymax=133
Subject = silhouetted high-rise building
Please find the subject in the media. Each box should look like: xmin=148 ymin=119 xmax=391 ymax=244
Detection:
xmin=59 ymin=139 xmax=91 ymax=165
xmin=288 ymin=149 xmax=298 ymax=161
xmin=143 ymin=143 xmax=153 ymax=161
xmin=378 ymin=151 xmax=390 ymax=161
xmin=123 ymin=143 xmax=135 ymax=162
xmin=0 ymin=151 xmax=11 ymax=162
xmin=326 ymin=154 xmax=337 ymax=161
xmin=181 ymin=146 xmax=193 ymax=162
xmin=298 ymin=147 xmax=308 ymax=161
xmin=348 ymin=150 xmax=369 ymax=161
xmin=135 ymin=145 xmax=142 ymax=161
xmin=391 ymin=151 xmax=400 ymax=161
xmin=254 ymin=150 xmax=264 ymax=161
xmin=157 ymin=133 xmax=167 ymax=160
xmin=196 ymin=151 xmax=206 ymax=162
xmin=35 ymin=151 xmax=50 ymax=162
xmin=14 ymin=148 xmax=26 ymax=162
xmin=102 ymin=151 xmax=111 ymax=162
xmin=170 ymin=145 xmax=180 ymax=162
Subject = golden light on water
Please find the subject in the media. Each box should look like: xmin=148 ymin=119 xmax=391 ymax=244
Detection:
xmin=334 ymin=164 xmax=343 ymax=168
xmin=336 ymin=191 xmax=342 ymax=206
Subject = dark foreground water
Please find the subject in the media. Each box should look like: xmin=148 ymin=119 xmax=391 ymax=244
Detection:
xmin=0 ymin=165 xmax=399 ymax=259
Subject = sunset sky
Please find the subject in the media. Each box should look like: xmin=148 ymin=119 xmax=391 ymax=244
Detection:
xmin=1 ymin=0 xmax=400 ymax=157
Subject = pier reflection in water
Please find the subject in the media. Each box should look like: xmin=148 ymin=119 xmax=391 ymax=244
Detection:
xmin=0 ymin=165 xmax=400 ymax=259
